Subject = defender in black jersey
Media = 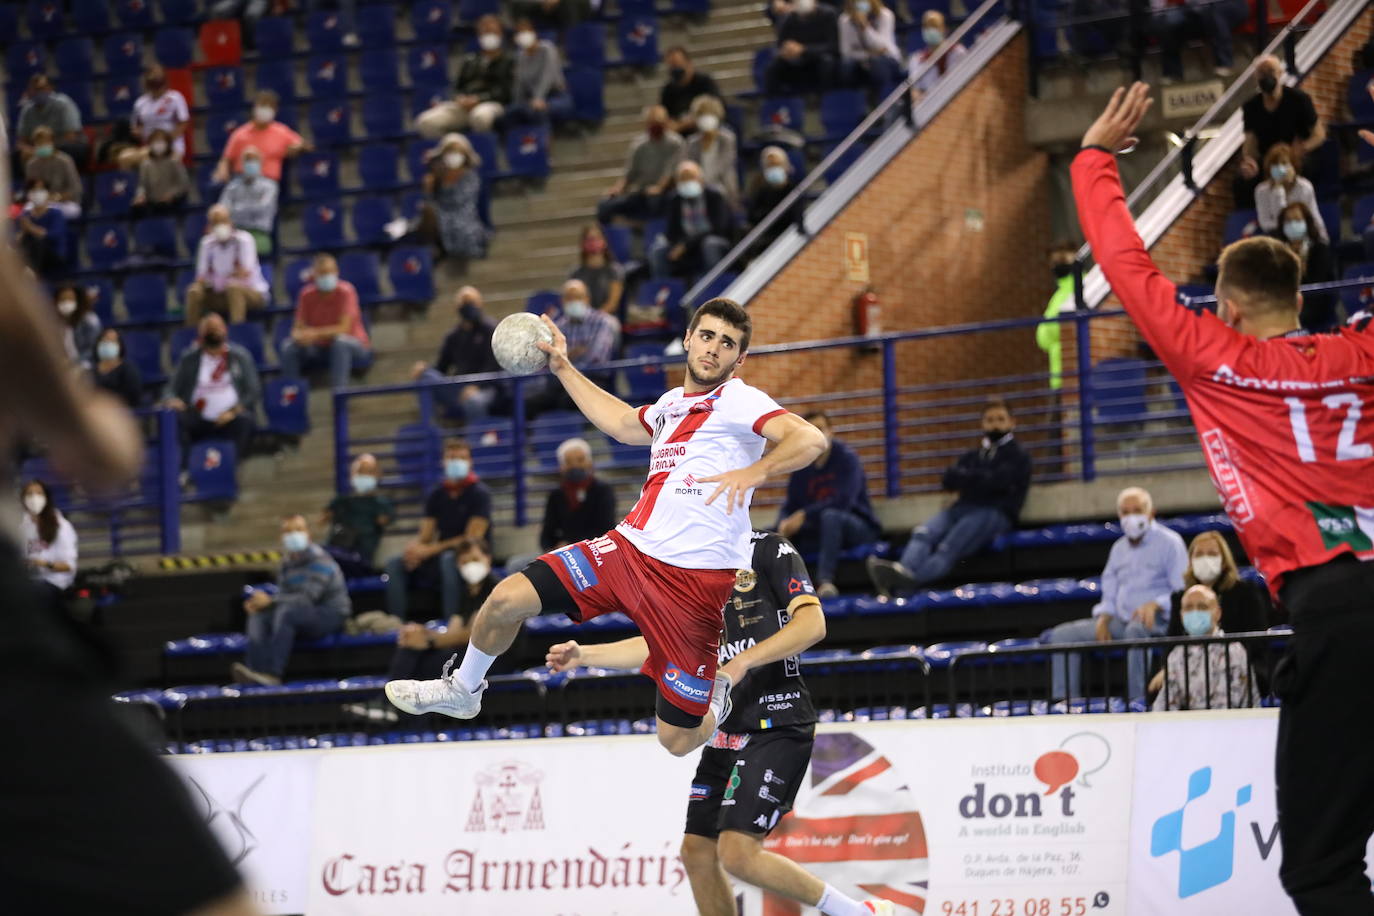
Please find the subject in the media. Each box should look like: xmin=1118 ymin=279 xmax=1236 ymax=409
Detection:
xmin=545 ymin=531 xmax=894 ymax=916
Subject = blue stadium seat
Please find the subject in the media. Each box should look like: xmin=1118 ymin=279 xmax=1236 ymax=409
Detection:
xmin=307 ymin=9 xmax=349 ymax=52
xmin=1349 ymin=71 xmax=1374 ymax=122
xmin=411 ymin=0 xmax=453 ymax=43
xmin=566 ymin=66 xmax=605 ymax=123
xmin=361 ymin=94 xmax=406 ymax=139
xmin=55 ymin=38 xmax=95 ymax=80
xmin=71 ymin=0 xmax=110 ymax=33
xmin=1092 ymin=357 xmax=1149 ymax=424
xmin=351 ymin=196 xmax=394 ymax=245
xmin=83 ymin=278 xmax=116 ymax=325
xmin=188 ymin=440 xmax=239 ymax=501
xmin=464 ymin=132 xmax=500 ymax=181
xmin=820 ymin=89 xmax=866 ymax=138
xmin=457 ymin=0 xmax=501 ymax=22
xmin=160 ymin=0 xmax=202 ymax=25
xmin=116 ymin=0 xmax=157 ymax=28
xmin=409 ymin=85 xmax=449 ymax=122
xmin=1340 ymin=263 xmax=1374 ymax=316
xmin=205 ymin=67 xmax=246 ymax=111
xmin=357 ymin=3 xmax=398 ymax=48
xmin=122 ymin=330 xmax=164 ymax=383
xmin=358 ymin=144 xmax=402 ymax=191
xmin=601 ymin=223 xmax=633 ymax=263
xmin=388 ymin=247 xmax=435 ymax=302
xmin=86 ymin=222 xmax=130 ymax=269
xmin=823 ymin=140 xmax=867 ymax=184
xmin=155 ymin=28 xmax=196 ymax=69
xmin=1222 ymin=209 xmax=1259 ymax=245
xmin=228 ymin=322 xmax=267 ymax=368
xmin=7 ymin=43 xmax=45 ymax=85
xmin=634 ymin=279 xmax=686 ymax=335
xmin=760 ymin=96 xmax=805 ymax=132
xmin=170 ymin=325 xmax=197 ymax=360
xmin=204 ymin=112 xmax=244 ymax=157
xmin=751 ymin=48 xmax=774 ymax=94
xmin=622 ymin=342 xmax=667 ymax=402
xmin=123 ymin=273 xmax=170 ymax=323
xmin=505 ymin=126 xmax=550 ymax=178
xmin=133 ymin=217 xmax=179 ymax=260
xmin=407 ymin=45 xmax=450 ymax=90
xmin=526 ymin=290 xmax=560 ymax=315
xmin=308 ymin=100 xmax=354 ymax=146
xmin=307 ymin=54 xmax=350 ymax=99
xmin=692 ymin=270 xmax=738 ymax=307
xmin=263 ymin=377 xmax=310 ymax=436
xmin=671 ymin=0 xmax=710 ymax=12
xmin=282 ymin=256 xmax=314 ymax=304
xmin=182 ymin=209 xmax=208 ymax=253
xmin=1353 ymin=196 xmax=1374 ymax=242
xmin=255 ymin=58 xmax=297 ymax=102
xmin=296 ymin=150 xmax=341 ymax=197
xmin=103 ymin=33 xmax=145 ymax=76
xmin=359 ymin=48 xmax=400 ymax=90
xmin=0 ymin=3 xmax=16 ymax=37
xmin=56 ymin=80 xmax=94 ymax=122
xmin=104 ymin=75 xmax=141 ymax=118
xmin=26 ymin=0 xmax=65 ymax=39
xmin=254 ymin=17 xmax=295 ymax=58
xmin=303 ymin=198 xmax=347 ymax=248
xmin=566 ymin=23 xmax=606 ymax=68
xmin=339 ymin=251 xmax=383 ymax=305
xmin=617 ymin=15 xmax=660 ymax=67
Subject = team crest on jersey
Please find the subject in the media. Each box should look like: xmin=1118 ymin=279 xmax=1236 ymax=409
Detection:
xmin=735 ymin=569 xmax=757 ymax=592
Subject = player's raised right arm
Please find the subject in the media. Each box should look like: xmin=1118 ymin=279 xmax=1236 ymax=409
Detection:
xmin=545 ymin=637 xmax=651 ymax=672
xmin=537 ymin=315 xmax=653 ymax=445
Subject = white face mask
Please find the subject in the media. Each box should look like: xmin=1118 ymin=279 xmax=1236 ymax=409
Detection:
xmin=213 ymin=223 xmax=233 ymax=241
xmin=28 ymin=189 xmax=49 ymax=207
xmin=696 ymin=114 xmax=720 ymax=133
xmin=56 ymin=298 xmax=76 ymax=317
xmin=253 ymin=105 xmax=275 ymax=124
xmin=1191 ymin=555 xmax=1223 ymax=583
xmin=443 ymin=151 xmax=466 ymax=170
xmin=514 ymin=30 xmax=536 ymax=49
xmin=150 ymin=140 xmax=168 ymax=156
xmin=459 ymin=560 xmax=490 ymax=585
xmin=563 ymin=299 xmax=590 ymax=320
xmin=478 ymin=32 xmax=502 ymax=51
xmin=1120 ymin=512 xmax=1150 ymax=541
xmin=23 ymin=493 xmax=46 ymax=516
xmin=796 ymin=0 xmax=817 ymax=12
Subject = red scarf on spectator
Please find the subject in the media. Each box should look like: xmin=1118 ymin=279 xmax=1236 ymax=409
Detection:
xmin=560 ymin=475 xmax=593 ymax=508
xmin=442 ymin=473 xmax=478 ymax=496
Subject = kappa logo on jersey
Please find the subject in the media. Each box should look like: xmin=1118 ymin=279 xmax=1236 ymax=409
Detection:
xmin=1307 ymin=502 xmax=1374 ymax=551
xmin=776 ymin=541 xmax=797 ymax=558
xmin=553 ymin=545 xmax=599 ymax=592
xmin=662 ymin=663 xmax=712 ymax=705
xmin=787 ymin=577 xmax=815 ymax=596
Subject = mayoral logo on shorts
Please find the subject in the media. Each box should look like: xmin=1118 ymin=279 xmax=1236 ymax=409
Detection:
xmin=661 ymin=662 xmax=713 ymax=705
xmin=464 ymin=761 xmax=547 ymax=834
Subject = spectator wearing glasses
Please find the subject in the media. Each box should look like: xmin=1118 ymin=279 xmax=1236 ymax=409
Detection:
xmin=651 ymin=160 xmax=734 ymax=280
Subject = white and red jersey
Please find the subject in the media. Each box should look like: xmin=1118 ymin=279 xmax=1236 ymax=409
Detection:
xmin=617 ymin=377 xmax=788 ymax=570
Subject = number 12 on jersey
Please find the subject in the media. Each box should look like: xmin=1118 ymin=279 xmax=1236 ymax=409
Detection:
xmin=1285 ymin=393 xmax=1374 ymax=463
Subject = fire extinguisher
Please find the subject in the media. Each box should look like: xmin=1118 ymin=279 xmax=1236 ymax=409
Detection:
xmin=854 ymin=286 xmax=881 ymax=338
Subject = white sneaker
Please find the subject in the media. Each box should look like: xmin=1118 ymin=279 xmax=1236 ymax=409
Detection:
xmin=384 ymin=656 xmax=486 ymax=719
xmin=863 ymin=901 xmax=896 ymax=915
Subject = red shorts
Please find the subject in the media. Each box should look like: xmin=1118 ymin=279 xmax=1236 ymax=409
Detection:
xmin=538 ymin=530 xmax=735 ymax=717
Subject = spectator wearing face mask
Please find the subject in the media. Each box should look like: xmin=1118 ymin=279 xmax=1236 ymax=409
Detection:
xmin=212 ymin=90 xmax=308 ymax=184
xmin=17 ymin=179 xmax=70 ymax=280
xmin=415 ymin=15 xmax=513 ymax=138
xmin=322 ymin=453 xmax=394 ymax=573
xmin=569 ymin=224 xmax=625 ymax=315
xmin=218 ymin=148 xmax=279 ymax=255
xmin=1148 ymin=0 xmax=1247 ymax=85
xmin=16 ymin=74 xmax=88 ymax=168
xmin=279 ymin=254 xmax=372 ymax=389
xmin=185 ymin=205 xmax=270 ymax=325
xmin=21 ymin=127 xmax=81 ymax=219
xmin=766 ymin=0 xmax=840 ymax=94
xmin=384 ymin=439 xmax=493 ymax=623
xmin=20 ymin=480 xmax=78 ymax=604
xmin=1236 ymin=56 xmax=1324 ymax=207
xmin=131 ymin=128 xmax=191 ymax=217
xmin=597 ymin=106 xmax=684 ymax=224
xmin=1160 ymin=531 xmax=1270 ymax=639
xmin=92 ymin=329 xmax=143 ymax=409
xmin=651 ymin=160 xmax=734 ymax=280
xmin=909 ymin=10 xmax=968 ymax=99
xmin=164 ymin=313 xmax=260 ymax=470
xmin=1254 ymin=143 xmax=1326 ymax=242
xmin=410 ymin=286 xmax=504 ymax=422
xmin=52 ymin=284 xmax=102 ymax=368
xmin=234 ymin=514 xmax=351 ymax=686
xmin=504 ymin=18 xmax=573 ymax=128
xmin=742 ymin=146 xmax=799 ymax=254
xmin=660 ymin=46 xmax=721 ymax=136
xmin=1278 ymin=202 xmax=1336 ymax=332
xmin=424 ymin=133 xmax=489 ymax=262
xmin=121 ymin=65 xmax=190 ymax=171
xmin=541 ymin=438 xmax=617 ymax=551
xmin=681 ymin=95 xmax=739 ymax=209
xmin=512 ymin=0 xmax=591 ymax=31
xmin=838 ymin=0 xmax=901 ymax=91
xmin=1150 ymin=585 xmax=1257 ymax=712
xmin=1045 ymin=486 xmax=1188 ymax=701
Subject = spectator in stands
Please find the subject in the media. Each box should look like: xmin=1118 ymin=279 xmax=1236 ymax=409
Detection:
xmin=597 ymin=106 xmax=684 ymax=224
xmin=218 ymin=147 xmax=279 ymax=255
xmin=165 ymin=313 xmax=259 ymax=470
xmin=838 ymin=0 xmax=902 ymax=91
xmin=185 ymin=205 xmax=270 ymax=325
xmin=120 ymin=65 xmax=190 ymax=172
xmin=53 ymin=284 xmax=101 ymax=369
xmin=322 ymin=453 xmax=393 ymax=574
xmin=512 ymin=0 xmax=590 ymax=31
xmin=1038 ymin=243 xmax=1078 ymax=392
xmin=743 ymin=146 xmax=800 ymax=255
xmin=17 ymin=179 xmax=70 ymax=281
xmin=505 ymin=17 xmax=573 ymax=127
xmin=1281 ymin=202 xmax=1337 ymax=332
xmin=424 ymin=133 xmax=489 ymax=262
xmin=777 ymin=409 xmax=881 ymax=597
xmin=682 ymin=95 xmax=739 ymax=209
xmin=1237 ymin=56 xmax=1324 ymax=206
xmin=556 ymin=278 xmax=620 ymax=369
xmin=92 ymin=329 xmax=143 ymax=409
xmin=867 ymin=398 xmax=1032 ymax=596
xmin=20 ymin=480 xmax=77 ymax=606
xmin=415 ymin=15 xmax=513 ymax=138
xmin=767 ymin=0 xmax=840 ymax=94
xmin=409 ymin=286 xmax=504 ymax=422
xmin=1255 ymin=143 xmax=1326 ymax=242
xmin=234 ymin=514 xmax=352 ymax=686
xmin=1045 ymin=486 xmax=1188 ymax=701
xmin=661 ymin=47 xmax=721 ymax=136
xmin=651 ymin=160 xmax=734 ymax=280
xmin=542 ymin=438 xmax=617 ymax=551
xmin=280 ymin=254 xmax=373 ymax=389
xmin=1149 ymin=0 xmax=1247 ymax=84
xmin=1150 ymin=584 xmax=1256 ymax=711
xmin=384 ymin=438 xmax=493 ymax=623
xmin=21 ymin=127 xmax=81 ymax=219
xmin=131 ymin=128 xmax=191 ymax=217
xmin=910 ymin=10 xmax=969 ymax=99
xmin=1160 ymin=530 xmax=1270 ymax=639
xmin=15 ymin=74 xmax=88 ymax=169
xmin=211 ymin=90 xmax=307 ymax=184
xmin=570 ymin=224 xmax=625 ymax=315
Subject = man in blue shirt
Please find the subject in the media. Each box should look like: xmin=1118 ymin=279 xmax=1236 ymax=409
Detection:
xmin=778 ymin=410 xmax=881 ymax=596
xmin=1046 ymin=486 xmax=1187 ymax=701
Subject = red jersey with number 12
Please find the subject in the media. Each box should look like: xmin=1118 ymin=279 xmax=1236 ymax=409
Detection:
xmin=618 ymin=377 xmax=788 ymax=570
xmin=1074 ymin=148 xmax=1374 ymax=593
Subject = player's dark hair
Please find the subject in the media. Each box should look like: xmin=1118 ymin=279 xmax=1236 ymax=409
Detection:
xmin=453 ymin=536 xmax=491 ymax=559
xmin=802 ymin=408 xmax=830 ymax=423
xmin=443 ymin=437 xmax=471 ymax=454
xmin=1217 ymin=236 xmax=1301 ymax=314
xmin=688 ymin=298 xmax=752 ymax=352
xmin=984 ymin=397 xmax=1011 ymax=417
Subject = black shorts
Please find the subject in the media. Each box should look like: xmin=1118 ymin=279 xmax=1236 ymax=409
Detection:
xmin=684 ymin=724 xmax=815 ymax=838
xmin=0 ymin=678 xmax=242 ymax=915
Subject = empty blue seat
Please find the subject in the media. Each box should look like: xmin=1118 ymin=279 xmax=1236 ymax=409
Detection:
xmin=255 ymin=58 xmax=296 ymax=102
xmin=361 ymin=94 xmax=406 ymax=139
xmin=71 ymin=0 xmax=110 ymax=33
xmin=622 ymin=342 xmax=666 ymax=402
xmin=281 ymin=257 xmax=314 ymax=304
xmin=83 ymin=278 xmax=116 ymax=325
xmin=188 ymin=440 xmax=239 ymax=501
xmin=133 ymin=217 xmax=179 ymax=260
xmin=760 ymin=96 xmax=805 ymax=132
xmin=7 ymin=43 xmax=46 ymax=84
xmin=160 ymin=0 xmax=202 ymax=25
xmin=103 ymin=33 xmax=145 ymax=76
xmin=307 ymin=54 xmax=349 ymax=99
xmin=617 ymin=15 xmax=660 ymax=67
xmin=525 ymin=290 xmax=559 ymax=316
xmin=409 ymin=85 xmax=449 ymax=122
xmin=303 ymin=198 xmax=347 ymax=248
xmin=566 ymin=23 xmax=606 ymax=68
xmin=567 ymin=66 xmax=605 ymax=123
xmin=309 ymin=100 xmax=354 ymax=146
xmin=457 ymin=0 xmax=500 ymax=22
xmin=388 ymin=247 xmax=435 ymax=302
xmin=254 ymin=17 xmax=295 ymax=58
xmin=115 ymin=0 xmax=157 ymax=28
xmin=393 ymin=421 xmax=437 ymax=482
xmin=225 ymin=323 xmax=265 ymax=369
xmin=1352 ymin=196 xmax=1374 ymax=241
xmin=182 ymin=209 xmax=208 ymax=253
xmin=122 ymin=330 xmax=164 ymax=382
xmin=358 ymin=144 xmax=402 ymax=191
xmin=359 ymin=48 xmax=400 ymax=90
xmin=1222 ymin=209 xmax=1259 ymax=246
xmin=751 ymin=47 xmax=774 ymax=93
xmin=351 ymin=196 xmax=394 ymax=245
xmin=56 ymin=80 xmax=94 ymax=122
xmin=104 ymin=75 xmax=141 ymax=118
xmin=123 ymin=273 xmax=170 ymax=323
xmin=155 ymin=28 xmax=196 ymax=69
xmin=339 ymin=251 xmax=383 ymax=304
xmin=357 ymin=3 xmax=398 ymax=47
xmin=170 ymin=325 xmax=197 ymax=360
xmin=464 ymin=132 xmax=499 ymax=181
xmin=823 ymin=140 xmax=867 ymax=184
xmin=205 ymin=66 xmax=246 ymax=110
xmin=1349 ymin=71 xmax=1374 ymax=123
xmin=27 ymin=0 xmax=65 ymax=39
xmin=671 ymin=0 xmax=710 ymax=12
xmin=820 ymin=89 xmax=867 ymax=137
xmin=55 ymin=38 xmax=95 ymax=80
xmin=505 ymin=125 xmax=550 ymax=178
xmin=411 ymin=0 xmax=453 ymax=42
xmin=86 ymin=222 xmax=130 ymax=269
xmin=407 ymin=45 xmax=450 ymax=90
xmin=204 ymin=112 xmax=244 ymax=157
xmin=295 ymin=150 xmax=340 ymax=197
xmin=306 ymin=9 xmax=348 ymax=52
xmin=1340 ymin=263 xmax=1374 ymax=316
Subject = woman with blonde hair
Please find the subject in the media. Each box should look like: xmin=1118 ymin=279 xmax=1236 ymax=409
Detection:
xmin=681 ymin=94 xmax=738 ymax=208
xmin=1163 ymin=529 xmax=1271 ymax=637
xmin=1255 ymin=142 xmax=1327 ymax=242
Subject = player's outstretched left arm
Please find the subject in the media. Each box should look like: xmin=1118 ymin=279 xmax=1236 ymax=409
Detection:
xmin=720 ymin=598 xmax=825 ymax=685
xmin=536 ymin=315 xmax=653 ymax=446
xmin=701 ymin=413 xmax=826 ymax=514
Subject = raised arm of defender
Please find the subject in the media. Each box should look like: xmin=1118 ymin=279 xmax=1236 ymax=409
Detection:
xmin=537 ymin=314 xmax=653 ymax=446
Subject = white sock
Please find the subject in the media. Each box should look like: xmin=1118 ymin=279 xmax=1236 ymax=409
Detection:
xmin=708 ymin=671 xmax=731 ymax=725
xmin=454 ymin=646 xmax=497 ymax=693
xmin=817 ymin=884 xmax=868 ymax=916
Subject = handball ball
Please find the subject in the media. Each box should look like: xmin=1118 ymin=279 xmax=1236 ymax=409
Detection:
xmin=492 ymin=313 xmax=555 ymax=374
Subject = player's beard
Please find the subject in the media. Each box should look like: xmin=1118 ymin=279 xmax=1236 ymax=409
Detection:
xmin=687 ymin=357 xmax=736 ymax=391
